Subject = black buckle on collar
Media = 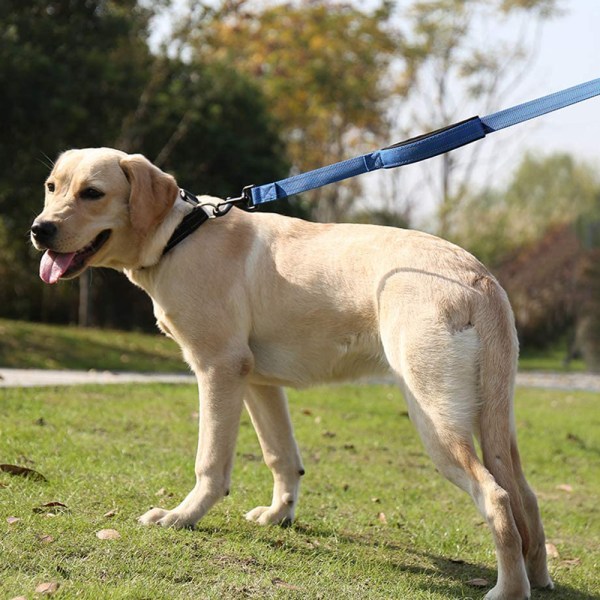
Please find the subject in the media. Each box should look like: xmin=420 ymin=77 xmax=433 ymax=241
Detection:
xmin=179 ymin=188 xmax=200 ymax=207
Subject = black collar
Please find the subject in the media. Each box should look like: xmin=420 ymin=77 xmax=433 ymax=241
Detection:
xmin=162 ymin=189 xmax=210 ymax=256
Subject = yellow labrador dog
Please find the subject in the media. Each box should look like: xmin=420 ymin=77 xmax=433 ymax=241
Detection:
xmin=31 ymin=148 xmax=552 ymax=600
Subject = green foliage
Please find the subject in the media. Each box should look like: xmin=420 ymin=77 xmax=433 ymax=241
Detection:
xmin=0 ymin=0 xmax=152 ymax=322
xmin=0 ymin=383 xmax=598 ymax=598
xmin=194 ymin=0 xmax=399 ymax=220
xmin=450 ymin=153 xmax=600 ymax=266
xmin=125 ymin=59 xmax=289 ymax=199
xmin=0 ymin=0 xmax=289 ymax=326
xmin=0 ymin=0 xmax=151 ymax=225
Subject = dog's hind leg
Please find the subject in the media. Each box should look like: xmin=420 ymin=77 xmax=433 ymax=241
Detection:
xmin=509 ymin=439 xmax=553 ymax=590
xmin=473 ymin=277 xmax=552 ymax=594
xmin=244 ymin=384 xmax=304 ymax=525
xmin=381 ymin=314 xmax=531 ymax=600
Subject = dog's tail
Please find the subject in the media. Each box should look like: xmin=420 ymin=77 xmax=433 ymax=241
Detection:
xmin=474 ymin=275 xmax=530 ymax=557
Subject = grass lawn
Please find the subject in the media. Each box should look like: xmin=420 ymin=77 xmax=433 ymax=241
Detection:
xmin=0 ymin=319 xmax=184 ymax=373
xmin=1 ymin=383 xmax=598 ymax=599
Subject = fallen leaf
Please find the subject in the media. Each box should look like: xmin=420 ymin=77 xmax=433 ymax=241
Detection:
xmin=103 ymin=508 xmax=118 ymax=518
xmin=35 ymin=581 xmax=60 ymax=594
xmin=9 ymin=596 xmax=27 ymax=600
xmin=377 ymin=512 xmax=387 ymax=524
xmin=96 ymin=528 xmax=121 ymax=540
xmin=556 ymin=484 xmax=573 ymax=493
xmin=371 ymin=497 xmax=381 ymax=503
xmin=301 ymin=408 xmax=313 ymax=416
xmin=155 ymin=487 xmax=173 ymax=497
xmin=322 ymin=430 xmax=336 ymax=438
xmin=37 ymin=534 xmax=55 ymax=544
xmin=6 ymin=516 xmax=21 ymax=524
xmin=545 ymin=542 xmax=559 ymax=559
xmin=467 ymin=578 xmax=489 ymax=588
xmin=271 ymin=577 xmax=302 ymax=591
xmin=33 ymin=502 xmax=68 ymax=514
xmin=560 ymin=557 xmax=581 ymax=567
xmin=0 ymin=464 xmax=47 ymax=482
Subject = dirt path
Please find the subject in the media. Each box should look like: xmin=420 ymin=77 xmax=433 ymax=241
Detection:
xmin=2 ymin=368 xmax=600 ymax=392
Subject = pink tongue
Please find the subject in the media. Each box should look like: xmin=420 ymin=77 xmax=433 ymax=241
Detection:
xmin=39 ymin=250 xmax=76 ymax=285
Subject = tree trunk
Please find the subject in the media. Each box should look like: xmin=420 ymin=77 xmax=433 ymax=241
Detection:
xmin=78 ymin=270 xmax=91 ymax=328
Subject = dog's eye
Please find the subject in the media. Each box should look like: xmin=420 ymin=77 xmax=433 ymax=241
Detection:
xmin=80 ymin=187 xmax=104 ymax=200
xmin=46 ymin=182 xmax=55 ymax=193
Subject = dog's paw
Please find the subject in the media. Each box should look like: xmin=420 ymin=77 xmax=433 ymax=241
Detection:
xmin=245 ymin=505 xmax=294 ymax=526
xmin=138 ymin=507 xmax=170 ymax=525
xmin=138 ymin=507 xmax=196 ymax=529
xmin=532 ymin=578 xmax=554 ymax=591
xmin=484 ymin=584 xmax=531 ymax=600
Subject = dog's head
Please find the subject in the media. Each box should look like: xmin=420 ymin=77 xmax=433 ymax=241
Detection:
xmin=31 ymin=148 xmax=178 ymax=284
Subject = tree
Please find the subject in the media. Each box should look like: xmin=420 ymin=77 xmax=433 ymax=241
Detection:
xmin=0 ymin=0 xmax=153 ymax=322
xmin=187 ymin=0 xmax=399 ymax=221
xmin=393 ymin=0 xmax=561 ymax=235
xmin=120 ymin=59 xmax=289 ymax=200
xmin=457 ymin=153 xmax=600 ymax=369
xmin=449 ymin=153 xmax=599 ymax=265
xmin=0 ymin=0 xmax=290 ymax=328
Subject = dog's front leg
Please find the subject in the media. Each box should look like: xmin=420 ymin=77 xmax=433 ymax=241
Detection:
xmin=244 ymin=384 xmax=304 ymax=526
xmin=139 ymin=368 xmax=246 ymax=529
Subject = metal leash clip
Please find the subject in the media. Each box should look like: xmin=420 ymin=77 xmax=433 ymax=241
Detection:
xmin=212 ymin=185 xmax=256 ymax=218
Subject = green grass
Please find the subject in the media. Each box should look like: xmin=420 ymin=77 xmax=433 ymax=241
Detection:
xmin=0 ymin=318 xmax=184 ymax=372
xmin=1 ymin=384 xmax=598 ymax=599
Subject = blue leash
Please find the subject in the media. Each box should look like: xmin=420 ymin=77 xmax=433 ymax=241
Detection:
xmin=229 ymin=78 xmax=600 ymax=208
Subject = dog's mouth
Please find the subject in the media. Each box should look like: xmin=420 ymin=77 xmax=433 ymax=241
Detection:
xmin=39 ymin=230 xmax=111 ymax=285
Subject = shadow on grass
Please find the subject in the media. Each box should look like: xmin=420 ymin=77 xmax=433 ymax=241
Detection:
xmin=196 ymin=520 xmax=597 ymax=600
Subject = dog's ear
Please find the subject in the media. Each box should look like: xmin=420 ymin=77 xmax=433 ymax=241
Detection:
xmin=120 ymin=154 xmax=178 ymax=236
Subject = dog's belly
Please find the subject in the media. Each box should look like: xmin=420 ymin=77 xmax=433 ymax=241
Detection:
xmin=248 ymin=332 xmax=390 ymax=387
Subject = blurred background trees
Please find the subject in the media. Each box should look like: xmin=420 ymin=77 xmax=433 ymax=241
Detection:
xmin=0 ymin=0 xmax=288 ymax=328
xmin=2 ymin=0 xmax=600 ymax=368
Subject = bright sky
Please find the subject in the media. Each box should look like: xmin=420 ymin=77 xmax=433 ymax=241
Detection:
xmin=517 ymin=0 xmax=600 ymax=163
xmin=363 ymin=0 xmax=600 ymax=223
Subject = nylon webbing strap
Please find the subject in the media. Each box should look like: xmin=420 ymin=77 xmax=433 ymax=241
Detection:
xmin=249 ymin=77 xmax=600 ymax=206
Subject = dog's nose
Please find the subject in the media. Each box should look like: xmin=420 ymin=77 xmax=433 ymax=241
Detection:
xmin=31 ymin=220 xmax=58 ymax=245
